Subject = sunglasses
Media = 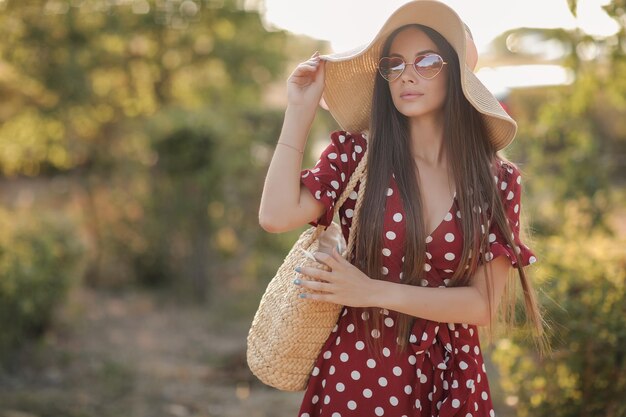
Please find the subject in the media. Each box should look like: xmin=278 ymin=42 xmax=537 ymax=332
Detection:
xmin=378 ymin=53 xmax=448 ymax=82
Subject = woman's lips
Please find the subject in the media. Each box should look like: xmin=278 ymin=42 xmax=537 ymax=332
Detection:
xmin=400 ymin=92 xmax=424 ymax=99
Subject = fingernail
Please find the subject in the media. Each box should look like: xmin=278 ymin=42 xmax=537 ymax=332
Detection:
xmin=293 ymin=278 xmax=301 ymax=285
xmin=295 ymin=266 xmax=302 ymax=273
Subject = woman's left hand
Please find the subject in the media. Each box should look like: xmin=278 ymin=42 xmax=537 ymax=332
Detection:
xmin=294 ymin=248 xmax=379 ymax=308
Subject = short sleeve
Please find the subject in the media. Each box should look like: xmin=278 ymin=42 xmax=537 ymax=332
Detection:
xmin=481 ymin=161 xmax=538 ymax=268
xmin=300 ymin=130 xmax=367 ymax=227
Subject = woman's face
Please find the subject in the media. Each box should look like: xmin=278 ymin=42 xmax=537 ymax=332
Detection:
xmin=385 ymin=27 xmax=448 ymax=119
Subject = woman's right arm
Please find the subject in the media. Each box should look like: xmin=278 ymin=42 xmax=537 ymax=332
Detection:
xmin=258 ymin=52 xmax=327 ymax=233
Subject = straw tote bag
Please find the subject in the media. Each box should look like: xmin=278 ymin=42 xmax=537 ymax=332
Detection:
xmin=247 ymin=148 xmax=368 ymax=391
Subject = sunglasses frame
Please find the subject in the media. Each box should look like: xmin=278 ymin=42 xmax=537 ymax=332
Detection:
xmin=377 ymin=53 xmax=448 ymax=82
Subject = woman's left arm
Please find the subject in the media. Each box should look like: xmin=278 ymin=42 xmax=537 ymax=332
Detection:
xmin=295 ymin=249 xmax=511 ymax=326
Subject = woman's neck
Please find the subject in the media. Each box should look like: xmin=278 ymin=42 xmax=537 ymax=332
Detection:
xmin=408 ymin=112 xmax=446 ymax=168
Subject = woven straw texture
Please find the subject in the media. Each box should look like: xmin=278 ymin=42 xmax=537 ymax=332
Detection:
xmin=247 ymin=147 xmax=368 ymax=391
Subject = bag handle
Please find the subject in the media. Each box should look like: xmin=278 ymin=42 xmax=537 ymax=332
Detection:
xmin=311 ymin=143 xmax=369 ymax=259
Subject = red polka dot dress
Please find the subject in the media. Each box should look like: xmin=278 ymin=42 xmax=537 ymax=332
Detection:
xmin=298 ymin=131 xmax=538 ymax=417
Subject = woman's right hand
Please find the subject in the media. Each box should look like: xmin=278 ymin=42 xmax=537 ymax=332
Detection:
xmin=286 ymin=51 xmax=326 ymax=109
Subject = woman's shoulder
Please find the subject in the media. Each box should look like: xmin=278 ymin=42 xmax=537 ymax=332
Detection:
xmin=328 ymin=130 xmax=369 ymax=150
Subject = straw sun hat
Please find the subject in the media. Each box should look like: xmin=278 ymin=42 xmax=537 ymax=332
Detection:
xmin=320 ymin=0 xmax=517 ymax=151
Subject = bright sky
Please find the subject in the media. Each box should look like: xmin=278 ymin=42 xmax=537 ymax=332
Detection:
xmin=261 ymin=0 xmax=618 ymax=92
xmin=262 ymin=0 xmax=618 ymax=52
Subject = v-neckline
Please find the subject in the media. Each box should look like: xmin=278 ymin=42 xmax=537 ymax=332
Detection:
xmin=426 ymin=190 xmax=457 ymax=240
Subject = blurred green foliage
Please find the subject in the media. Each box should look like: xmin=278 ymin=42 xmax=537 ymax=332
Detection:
xmin=490 ymin=1 xmax=626 ymax=416
xmin=0 ymin=208 xmax=85 ymax=364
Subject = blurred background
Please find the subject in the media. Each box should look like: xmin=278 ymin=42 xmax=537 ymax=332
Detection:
xmin=0 ymin=0 xmax=624 ymax=416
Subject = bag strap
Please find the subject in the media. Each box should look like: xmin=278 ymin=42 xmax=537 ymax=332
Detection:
xmin=311 ymin=143 xmax=369 ymax=259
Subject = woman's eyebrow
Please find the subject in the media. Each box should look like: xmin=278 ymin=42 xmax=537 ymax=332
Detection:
xmin=389 ymin=49 xmax=438 ymax=58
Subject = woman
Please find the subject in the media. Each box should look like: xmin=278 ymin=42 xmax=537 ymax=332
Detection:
xmin=259 ymin=1 xmax=544 ymax=415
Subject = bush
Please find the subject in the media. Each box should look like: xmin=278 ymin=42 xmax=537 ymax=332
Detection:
xmin=492 ymin=230 xmax=626 ymax=417
xmin=0 ymin=208 xmax=85 ymax=363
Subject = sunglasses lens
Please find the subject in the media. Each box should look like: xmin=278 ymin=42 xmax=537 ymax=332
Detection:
xmin=378 ymin=57 xmax=405 ymax=81
xmin=414 ymin=54 xmax=444 ymax=79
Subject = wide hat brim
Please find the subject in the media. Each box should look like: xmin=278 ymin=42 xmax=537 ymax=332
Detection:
xmin=320 ymin=0 xmax=517 ymax=151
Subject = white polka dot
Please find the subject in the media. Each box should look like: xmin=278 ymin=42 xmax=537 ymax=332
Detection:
xmin=456 ymin=210 xmax=462 ymax=218
xmin=385 ymin=317 xmax=394 ymax=327
xmin=312 ymin=367 xmax=320 ymax=376
xmin=332 ymin=413 xmax=341 ymax=417
xmin=361 ymin=312 xmax=370 ymax=320
xmin=328 ymin=153 xmax=338 ymax=160
xmin=330 ymin=180 xmax=340 ymax=190
xmin=340 ymin=153 xmax=348 ymax=163
xmin=390 ymin=396 xmax=399 ymax=406
xmin=393 ymin=366 xmax=402 ymax=376
xmin=351 ymin=370 xmax=361 ymax=380
xmin=445 ymin=252 xmax=455 ymax=261
xmin=338 ymin=135 xmax=346 ymax=143
xmin=466 ymin=414 xmax=473 ymax=417
xmin=349 ymin=190 xmax=358 ymax=200
xmin=355 ymin=145 xmax=363 ymax=153
xmin=409 ymin=334 xmax=417 ymax=343
xmin=311 ymin=395 xmax=319 ymax=404
xmin=507 ymin=191 xmax=514 ymax=200
xmin=485 ymin=251 xmax=494 ymax=261
xmin=415 ymin=399 xmax=421 ymax=408
xmin=379 ymin=377 xmax=388 ymax=387
xmin=420 ymin=374 xmax=428 ymax=384
xmin=393 ymin=213 xmax=403 ymax=222
xmin=404 ymin=385 xmax=412 ymax=394
xmin=490 ymin=410 xmax=495 ymax=417
xmin=329 ymin=365 xmax=336 ymax=375
xmin=424 ymin=263 xmax=431 ymax=272
xmin=459 ymin=361 xmax=468 ymax=370
xmin=452 ymin=399 xmax=461 ymax=408
xmin=420 ymin=279 xmax=429 ymax=287
xmin=382 ymin=248 xmax=391 ymax=256
xmin=408 ymin=355 xmax=416 ymax=365
xmin=425 ymin=251 xmax=432 ymax=259
xmin=482 ymin=391 xmax=489 ymax=400
xmin=425 ymin=235 xmax=433 ymax=243
xmin=489 ymin=233 xmax=496 ymax=243
xmin=363 ymin=388 xmax=373 ymax=398
xmin=315 ymin=190 xmax=321 ymax=199
xmin=444 ymin=212 xmax=453 ymax=221
xmin=371 ymin=329 xmax=381 ymax=338
xmin=383 ymin=347 xmax=391 ymax=357
xmin=344 ymin=209 xmax=354 ymax=218
xmin=336 ymin=382 xmax=345 ymax=392
xmin=323 ymin=351 xmax=331 ymax=359
xmin=324 ymin=394 xmax=330 ymax=404
xmin=347 ymin=323 xmax=355 ymax=333
xmin=375 ymin=407 xmax=384 ymax=416
xmin=500 ymin=181 xmax=508 ymax=190
xmin=386 ymin=231 xmax=396 ymax=240
xmin=445 ymin=233 xmax=455 ymax=242
xmin=387 ymin=188 xmax=393 ymax=196
xmin=340 ymin=352 xmax=349 ymax=362
xmin=367 ymin=359 xmax=376 ymax=368
xmin=381 ymin=266 xmax=389 ymax=275
xmin=462 ymin=345 xmax=470 ymax=353
xmin=529 ymin=256 xmax=537 ymax=264
xmin=466 ymin=379 xmax=475 ymax=388
xmin=514 ymin=203 xmax=519 ymax=213
xmin=335 ymin=336 xmax=341 ymax=345
xmin=355 ymin=341 xmax=365 ymax=350
xmin=348 ymin=400 xmax=357 ymax=410
xmin=301 ymin=413 xmax=310 ymax=417
xmin=474 ymin=346 xmax=480 ymax=355
xmin=322 ymin=379 xmax=326 ymax=388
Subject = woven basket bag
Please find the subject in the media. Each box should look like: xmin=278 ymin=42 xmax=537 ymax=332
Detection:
xmin=247 ymin=147 xmax=368 ymax=391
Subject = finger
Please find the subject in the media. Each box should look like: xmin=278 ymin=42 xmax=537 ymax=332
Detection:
xmin=295 ymin=279 xmax=331 ymax=293
xmin=313 ymin=251 xmax=339 ymax=269
xmin=297 ymin=266 xmax=333 ymax=281
xmin=299 ymin=292 xmax=333 ymax=303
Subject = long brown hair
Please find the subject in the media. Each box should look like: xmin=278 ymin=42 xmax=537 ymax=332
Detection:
xmin=352 ymin=24 xmax=546 ymax=355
